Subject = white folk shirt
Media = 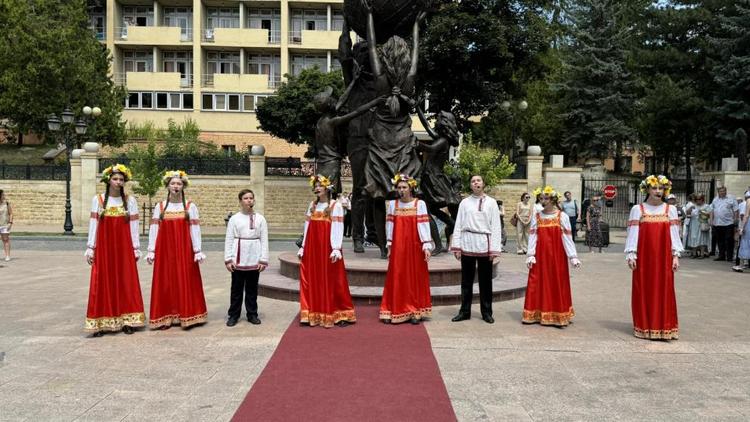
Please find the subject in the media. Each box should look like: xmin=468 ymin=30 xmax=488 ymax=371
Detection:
xmin=624 ymin=203 xmax=684 ymax=260
xmin=148 ymin=201 xmax=203 ymax=253
xmin=301 ymin=200 xmax=345 ymax=251
xmin=385 ymin=199 xmax=434 ymax=251
xmin=224 ymin=211 xmax=269 ymax=270
xmin=527 ymin=210 xmax=577 ymax=259
xmin=450 ymin=194 xmax=502 ymax=257
xmin=710 ymin=195 xmax=738 ymax=226
xmin=87 ymin=194 xmax=140 ymax=249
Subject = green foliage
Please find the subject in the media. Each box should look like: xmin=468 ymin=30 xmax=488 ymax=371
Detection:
xmin=0 ymin=0 xmax=126 ymax=145
xmin=128 ymin=140 xmax=164 ymax=209
xmin=419 ymin=0 xmax=553 ymax=128
xmin=256 ymin=68 xmax=344 ymax=150
xmin=445 ymin=134 xmax=516 ymax=192
xmin=162 ymin=118 xmax=219 ymax=158
xmin=126 ymin=121 xmax=160 ymax=141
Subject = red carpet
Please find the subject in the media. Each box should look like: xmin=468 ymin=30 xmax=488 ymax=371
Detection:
xmin=232 ymin=306 xmax=457 ymax=422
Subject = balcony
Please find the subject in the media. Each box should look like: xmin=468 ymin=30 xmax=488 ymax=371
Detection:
xmin=201 ymin=73 xmax=275 ymax=92
xmin=115 ymin=72 xmax=193 ymax=90
xmin=289 ymin=30 xmax=348 ymax=49
xmin=202 ymin=28 xmax=281 ymax=47
xmin=115 ymin=25 xmax=193 ymax=45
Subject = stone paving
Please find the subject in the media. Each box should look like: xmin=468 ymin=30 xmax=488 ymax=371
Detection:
xmin=0 ymin=236 xmax=749 ymax=421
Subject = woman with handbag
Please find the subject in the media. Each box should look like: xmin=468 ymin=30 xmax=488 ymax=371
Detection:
xmin=685 ymin=193 xmax=710 ymax=258
xmin=514 ymin=193 xmax=532 ymax=254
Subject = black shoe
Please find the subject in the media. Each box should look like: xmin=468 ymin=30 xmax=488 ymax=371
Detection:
xmin=410 ymin=317 xmax=420 ymax=325
xmin=451 ymin=313 xmax=470 ymax=322
xmin=226 ymin=318 xmax=238 ymax=327
xmin=122 ymin=325 xmax=135 ymax=335
xmin=482 ymin=314 xmax=495 ymax=324
xmin=380 ymin=248 xmax=388 ymax=260
xmin=248 ymin=315 xmax=261 ymax=325
xmin=353 ymin=239 xmax=365 ymax=253
xmin=91 ymin=331 xmax=104 ymax=338
xmin=381 ymin=318 xmax=391 ymax=324
xmin=714 ymin=257 xmax=726 ymax=261
xmin=336 ymin=320 xmax=351 ymax=327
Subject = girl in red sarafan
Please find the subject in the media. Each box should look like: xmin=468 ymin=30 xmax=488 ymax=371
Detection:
xmin=146 ymin=170 xmax=208 ymax=329
xmin=625 ymin=175 xmax=684 ymax=340
xmin=297 ymin=174 xmax=356 ymax=328
xmin=379 ymin=174 xmax=434 ymax=325
xmin=523 ymin=186 xmax=581 ymax=327
xmin=84 ymin=164 xmax=145 ymax=336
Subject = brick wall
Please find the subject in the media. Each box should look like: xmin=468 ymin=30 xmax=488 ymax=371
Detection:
xmin=0 ymin=180 xmax=67 ymax=224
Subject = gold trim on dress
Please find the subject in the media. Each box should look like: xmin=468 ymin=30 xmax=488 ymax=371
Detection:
xmin=379 ymin=308 xmax=432 ymax=324
xmin=149 ymin=312 xmax=208 ymax=328
xmin=310 ymin=211 xmax=331 ymax=222
xmin=300 ymin=309 xmax=357 ymax=328
xmin=162 ymin=211 xmax=188 ymax=220
xmin=634 ymin=326 xmax=679 ymax=340
xmin=84 ymin=312 xmax=146 ymax=332
xmin=522 ymin=307 xmax=575 ymax=326
xmin=640 ymin=214 xmax=669 ymax=224
xmin=102 ymin=206 xmax=127 ymax=217
xmin=394 ymin=207 xmax=418 ymax=216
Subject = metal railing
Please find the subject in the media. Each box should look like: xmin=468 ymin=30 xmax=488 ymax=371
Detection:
xmin=113 ymin=73 xmax=127 ymax=86
xmin=264 ymin=157 xmax=351 ymax=177
xmin=267 ymin=30 xmax=281 ymax=44
xmin=268 ymin=75 xmax=282 ymax=89
xmin=288 ymin=30 xmax=303 ymax=44
xmin=114 ymin=25 xmax=192 ymax=41
xmin=0 ymin=162 xmax=68 ymax=180
xmin=201 ymin=73 xmax=214 ymax=87
xmin=99 ymin=157 xmax=250 ymax=176
xmin=180 ymin=75 xmax=194 ymax=88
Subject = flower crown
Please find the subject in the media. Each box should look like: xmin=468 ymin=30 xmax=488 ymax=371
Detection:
xmin=639 ymin=174 xmax=671 ymax=195
xmin=101 ymin=163 xmax=132 ymax=183
xmin=391 ymin=173 xmax=418 ymax=188
xmin=534 ymin=185 xmax=559 ymax=199
xmin=309 ymin=174 xmax=332 ymax=189
xmin=163 ymin=170 xmax=190 ymax=187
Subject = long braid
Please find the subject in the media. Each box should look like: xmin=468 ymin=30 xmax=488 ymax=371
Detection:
xmin=99 ymin=188 xmax=110 ymax=221
xmin=121 ymin=186 xmax=129 ymax=223
xmin=160 ymin=190 xmax=169 ymax=221
xmin=181 ymin=190 xmax=189 ymax=221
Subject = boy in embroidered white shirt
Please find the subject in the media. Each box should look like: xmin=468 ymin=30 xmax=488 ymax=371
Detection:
xmin=224 ymin=189 xmax=269 ymax=326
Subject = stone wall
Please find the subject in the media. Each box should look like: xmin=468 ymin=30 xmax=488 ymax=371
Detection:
xmin=703 ymin=171 xmax=750 ymax=198
xmin=0 ymin=180 xmax=67 ymax=224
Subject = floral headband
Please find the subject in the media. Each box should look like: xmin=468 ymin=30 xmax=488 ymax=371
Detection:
xmin=163 ymin=170 xmax=190 ymax=187
xmin=309 ymin=174 xmax=333 ymax=190
xmin=101 ymin=163 xmax=132 ymax=183
xmin=639 ymin=174 xmax=671 ymax=195
xmin=391 ymin=173 xmax=418 ymax=189
xmin=533 ymin=185 xmax=559 ymax=199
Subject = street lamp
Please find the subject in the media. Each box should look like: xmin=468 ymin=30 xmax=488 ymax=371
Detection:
xmin=47 ymin=106 xmax=97 ymax=235
xmin=501 ymin=100 xmax=529 ymax=162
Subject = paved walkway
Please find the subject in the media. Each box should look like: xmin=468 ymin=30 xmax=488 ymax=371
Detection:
xmin=0 ymin=240 xmax=748 ymax=421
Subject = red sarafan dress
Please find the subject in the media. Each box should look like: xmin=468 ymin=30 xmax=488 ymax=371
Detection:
xmin=299 ymin=200 xmax=356 ymax=327
xmin=627 ymin=203 xmax=682 ymax=340
xmin=379 ymin=199 xmax=433 ymax=323
xmin=522 ymin=210 xmax=576 ymax=326
xmin=85 ymin=194 xmax=145 ymax=332
xmin=148 ymin=201 xmax=208 ymax=328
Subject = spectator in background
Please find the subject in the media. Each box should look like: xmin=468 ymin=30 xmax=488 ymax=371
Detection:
xmin=0 ymin=189 xmax=12 ymax=261
xmin=709 ymin=186 xmax=738 ymax=262
xmin=685 ymin=193 xmax=711 ymax=258
xmin=497 ymin=200 xmax=507 ymax=252
xmin=561 ymin=191 xmax=580 ymax=242
xmin=515 ymin=193 xmax=533 ymax=254
xmin=341 ymin=192 xmax=352 ymax=238
xmin=733 ymin=191 xmax=750 ymax=271
xmin=682 ymin=194 xmax=694 ymax=244
xmin=586 ymin=194 xmax=605 ymax=253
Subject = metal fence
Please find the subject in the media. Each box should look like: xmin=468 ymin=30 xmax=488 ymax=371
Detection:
xmin=264 ymin=157 xmax=352 ymax=177
xmin=0 ymin=162 xmax=68 ymax=180
xmin=99 ymin=157 xmax=250 ymax=176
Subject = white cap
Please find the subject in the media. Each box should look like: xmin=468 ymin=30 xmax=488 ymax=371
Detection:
xmin=666 ymin=194 xmax=676 ymax=200
xmin=744 ymin=190 xmax=750 ymax=198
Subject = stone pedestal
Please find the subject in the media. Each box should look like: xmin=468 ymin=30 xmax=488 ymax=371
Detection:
xmin=526 ymin=155 xmax=544 ymax=191
xmin=70 ymin=150 xmax=83 ymax=226
xmin=249 ymin=155 xmax=266 ymax=214
xmin=80 ymin=151 xmax=99 ymax=232
xmin=722 ymin=157 xmax=739 ymax=172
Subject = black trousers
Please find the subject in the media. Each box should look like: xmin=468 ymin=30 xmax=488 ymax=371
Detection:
xmin=458 ymin=255 xmax=494 ymax=317
xmin=228 ymin=270 xmax=259 ymax=319
xmin=715 ymin=224 xmax=736 ymax=260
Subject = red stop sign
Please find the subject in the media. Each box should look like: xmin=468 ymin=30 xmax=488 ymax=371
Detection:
xmin=603 ymin=185 xmax=617 ymax=199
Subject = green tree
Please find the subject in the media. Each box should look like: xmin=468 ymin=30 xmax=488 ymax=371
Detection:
xmin=162 ymin=118 xmax=219 ymax=158
xmin=710 ymin=0 xmax=750 ymax=163
xmin=445 ymin=134 xmax=516 ymax=192
xmin=0 ymin=0 xmax=126 ymax=145
xmin=255 ymin=68 xmax=344 ymax=153
xmin=554 ymin=0 xmax=640 ymax=170
xmin=419 ymin=0 xmax=553 ymax=128
xmin=128 ymin=139 xmax=164 ymax=212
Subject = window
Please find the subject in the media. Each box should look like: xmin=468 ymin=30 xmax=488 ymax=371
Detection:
xmin=290 ymin=9 xmax=327 ymax=42
xmin=123 ymin=50 xmax=153 ymax=73
xmin=163 ymin=51 xmax=193 ymax=86
xmin=89 ymin=5 xmax=106 ymax=40
xmin=206 ymin=51 xmax=240 ymax=75
xmin=291 ymin=55 xmax=327 ymax=76
xmin=202 ymin=93 xmax=271 ymax=112
xmin=122 ymin=6 xmax=154 ymax=27
xmin=124 ymin=92 xmax=192 ymax=110
xmin=247 ymin=9 xmax=281 ymax=43
xmin=163 ymin=7 xmax=193 ymax=40
xmin=247 ymin=54 xmax=281 ymax=87
xmin=332 ymin=10 xmax=344 ymax=32
xmin=222 ymin=145 xmax=236 ymax=157
xmin=205 ymin=7 xmax=239 ymax=29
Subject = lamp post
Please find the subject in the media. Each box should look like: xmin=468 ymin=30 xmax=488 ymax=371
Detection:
xmin=500 ymin=100 xmax=528 ymax=162
xmin=47 ymin=106 xmax=99 ymax=235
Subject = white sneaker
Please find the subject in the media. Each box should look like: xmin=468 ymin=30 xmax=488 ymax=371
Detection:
xmin=4 ymin=256 xmax=9 ymax=262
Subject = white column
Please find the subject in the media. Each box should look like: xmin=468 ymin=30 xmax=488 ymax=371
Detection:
xmin=326 ymin=50 xmax=331 ymax=73
xmin=249 ymin=155 xmax=266 ymax=214
xmin=240 ymin=48 xmax=246 ymax=74
xmin=327 ymin=5 xmax=332 ymax=31
xmin=239 ymin=2 xmax=246 ymax=28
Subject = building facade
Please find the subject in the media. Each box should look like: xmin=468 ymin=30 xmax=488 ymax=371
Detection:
xmin=89 ymin=0 xmax=353 ymax=157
